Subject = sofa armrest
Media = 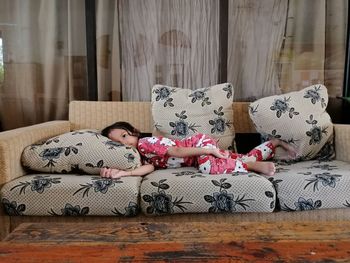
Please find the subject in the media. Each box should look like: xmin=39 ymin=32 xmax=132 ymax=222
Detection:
xmin=334 ymin=124 xmax=350 ymax=163
xmin=0 ymin=121 xmax=71 ymax=185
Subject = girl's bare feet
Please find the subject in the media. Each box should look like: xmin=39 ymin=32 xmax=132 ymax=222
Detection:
xmin=246 ymin=161 xmax=276 ymax=176
xmin=271 ymin=139 xmax=297 ymax=159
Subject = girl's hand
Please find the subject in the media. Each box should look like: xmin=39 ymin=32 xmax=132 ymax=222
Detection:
xmin=210 ymin=148 xmax=230 ymax=159
xmin=100 ymin=167 xmax=129 ymax=179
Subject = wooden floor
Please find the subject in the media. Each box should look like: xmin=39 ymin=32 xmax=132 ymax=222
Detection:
xmin=1 ymin=221 xmax=350 ymax=262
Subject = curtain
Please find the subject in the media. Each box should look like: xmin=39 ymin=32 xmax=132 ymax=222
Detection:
xmin=227 ymin=0 xmax=289 ymax=101
xmin=118 ymin=0 xmax=220 ymax=101
xmin=96 ymin=0 xmax=121 ymax=101
xmin=279 ymin=0 xmax=347 ymax=97
xmin=0 ymin=0 xmax=87 ymax=130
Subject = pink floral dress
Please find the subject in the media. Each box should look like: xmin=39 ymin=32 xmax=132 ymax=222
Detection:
xmin=137 ymin=133 xmax=275 ymax=174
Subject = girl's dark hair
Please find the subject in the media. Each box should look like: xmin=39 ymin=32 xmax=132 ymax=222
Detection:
xmin=101 ymin=121 xmax=141 ymax=138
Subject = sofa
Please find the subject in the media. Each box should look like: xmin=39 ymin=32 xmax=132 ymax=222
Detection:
xmin=1 ymin=100 xmax=350 ymax=240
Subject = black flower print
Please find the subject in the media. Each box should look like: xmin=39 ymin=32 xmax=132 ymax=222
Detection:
xmin=10 ymin=176 xmax=61 ymax=195
xmin=304 ymin=85 xmax=326 ymax=108
xmin=85 ymin=160 xmax=105 ymax=169
xmin=307 ymin=162 xmax=338 ymax=171
xmin=223 ymin=84 xmax=233 ymax=99
xmin=73 ymin=177 xmax=122 ymax=197
xmin=172 ymin=171 xmax=205 ymax=178
xmin=303 ymin=172 xmax=342 ymax=191
xmin=72 ymin=130 xmax=101 ymax=138
xmin=49 ymin=204 xmax=90 ymax=216
xmin=154 ymin=122 xmax=162 ymax=131
xmin=189 ymin=88 xmax=211 ymax=106
xmin=112 ymin=202 xmax=139 ymax=217
xmin=45 ymin=137 xmax=60 ymax=145
xmin=209 ymin=107 xmax=232 ymax=134
xmin=2 ymin=198 xmax=26 ymax=216
xmin=270 ymin=97 xmax=299 ymax=118
xmin=124 ymin=153 xmax=136 ymax=162
xmin=269 ymin=129 xmax=282 ymax=139
xmin=305 ymin=115 xmax=328 ymax=145
xmin=104 ymin=140 xmax=123 ymax=149
xmin=153 ymin=86 xmax=176 ymax=107
xmin=169 ymin=111 xmax=200 ymax=138
xmin=40 ymin=147 xmax=64 ymax=168
xmin=142 ymin=179 xmax=192 ymax=215
xmin=204 ymin=179 xmax=254 ymax=213
xmin=249 ymin=104 xmax=259 ymax=116
xmin=281 ymin=197 xmax=322 ymax=211
xmin=344 ymin=200 xmax=350 ymax=207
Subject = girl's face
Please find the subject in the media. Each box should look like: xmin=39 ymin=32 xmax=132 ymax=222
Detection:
xmin=108 ymin=128 xmax=138 ymax=148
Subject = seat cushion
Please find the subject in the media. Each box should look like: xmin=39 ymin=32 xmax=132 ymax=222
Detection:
xmin=0 ymin=174 xmax=142 ymax=216
xmin=271 ymin=160 xmax=350 ymax=211
xmin=140 ymin=167 xmax=276 ymax=215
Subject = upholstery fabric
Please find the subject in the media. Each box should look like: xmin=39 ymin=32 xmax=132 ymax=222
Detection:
xmin=0 ymin=174 xmax=142 ymax=216
xmin=140 ymin=167 xmax=276 ymax=215
xmin=151 ymin=83 xmax=235 ymax=150
xmin=272 ymin=160 xmax=350 ymax=211
xmin=21 ymin=129 xmax=141 ymax=174
xmin=249 ymin=84 xmax=334 ymax=161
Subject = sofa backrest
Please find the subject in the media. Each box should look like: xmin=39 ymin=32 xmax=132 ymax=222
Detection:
xmin=69 ymin=101 xmax=256 ymax=133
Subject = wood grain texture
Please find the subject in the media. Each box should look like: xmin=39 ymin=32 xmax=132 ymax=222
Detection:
xmin=1 ymin=221 xmax=350 ymax=262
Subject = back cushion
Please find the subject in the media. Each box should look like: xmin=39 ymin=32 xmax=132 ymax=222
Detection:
xmin=151 ymin=83 xmax=235 ymax=150
xmin=249 ymin=84 xmax=334 ymax=161
xmin=22 ymin=130 xmax=142 ymax=174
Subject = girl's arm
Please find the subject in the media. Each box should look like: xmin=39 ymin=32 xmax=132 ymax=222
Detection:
xmin=167 ymin=147 xmax=229 ymax=159
xmin=100 ymin=164 xmax=155 ymax=179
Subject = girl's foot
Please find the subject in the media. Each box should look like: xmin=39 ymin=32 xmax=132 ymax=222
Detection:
xmin=246 ymin=161 xmax=276 ymax=176
xmin=271 ymin=139 xmax=297 ymax=159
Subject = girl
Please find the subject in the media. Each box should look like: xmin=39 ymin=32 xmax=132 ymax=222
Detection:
xmin=100 ymin=121 xmax=296 ymax=179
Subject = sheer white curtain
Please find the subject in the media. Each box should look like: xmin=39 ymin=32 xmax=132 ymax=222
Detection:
xmin=227 ymin=0 xmax=288 ymax=101
xmin=280 ymin=0 xmax=347 ymax=97
xmin=118 ymin=0 xmax=220 ymax=101
xmin=96 ymin=0 xmax=121 ymax=101
xmin=0 ymin=0 xmax=87 ymax=130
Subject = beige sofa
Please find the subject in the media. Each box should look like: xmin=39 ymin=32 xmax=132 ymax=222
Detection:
xmin=1 ymin=101 xmax=350 ymax=240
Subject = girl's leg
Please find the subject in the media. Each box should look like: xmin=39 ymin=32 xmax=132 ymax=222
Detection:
xmin=237 ymin=141 xmax=276 ymax=163
xmin=192 ymin=134 xmax=248 ymax=174
xmin=197 ymin=154 xmax=248 ymax=174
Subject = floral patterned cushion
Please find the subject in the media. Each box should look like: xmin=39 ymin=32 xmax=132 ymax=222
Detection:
xmin=271 ymin=160 xmax=350 ymax=211
xmin=0 ymin=174 xmax=142 ymax=216
xmin=151 ymin=83 xmax=235 ymax=150
xmin=249 ymin=85 xmax=334 ymax=161
xmin=140 ymin=167 xmax=276 ymax=215
xmin=21 ymin=130 xmax=141 ymax=174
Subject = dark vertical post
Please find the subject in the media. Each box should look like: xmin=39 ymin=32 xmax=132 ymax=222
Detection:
xmin=219 ymin=0 xmax=229 ymax=83
xmin=85 ymin=0 xmax=98 ymax=100
xmin=343 ymin=0 xmax=350 ymax=97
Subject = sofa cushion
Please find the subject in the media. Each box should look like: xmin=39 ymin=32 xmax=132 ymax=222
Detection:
xmin=151 ymin=83 xmax=235 ymax=150
xmin=140 ymin=167 xmax=276 ymax=215
xmin=249 ymin=84 xmax=334 ymax=161
xmin=271 ymin=160 xmax=350 ymax=211
xmin=0 ymin=174 xmax=141 ymax=216
xmin=21 ymin=129 xmax=142 ymax=174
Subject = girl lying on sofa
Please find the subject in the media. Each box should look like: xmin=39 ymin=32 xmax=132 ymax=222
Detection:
xmin=100 ymin=121 xmax=296 ymax=179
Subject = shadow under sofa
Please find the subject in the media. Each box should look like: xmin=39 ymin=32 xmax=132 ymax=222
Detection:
xmin=1 ymin=101 xmax=350 ymax=240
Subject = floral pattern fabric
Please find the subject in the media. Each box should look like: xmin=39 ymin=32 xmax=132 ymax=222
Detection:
xmin=271 ymin=160 xmax=350 ymax=211
xmin=151 ymin=83 xmax=236 ymax=150
xmin=140 ymin=167 xmax=276 ymax=215
xmin=0 ymin=173 xmax=142 ymax=216
xmin=21 ymin=129 xmax=142 ymax=174
xmin=248 ymin=84 xmax=334 ymax=161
